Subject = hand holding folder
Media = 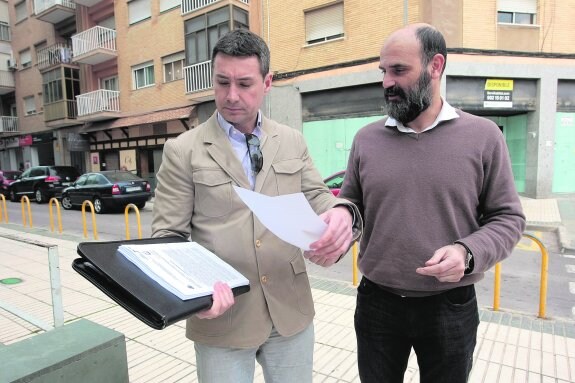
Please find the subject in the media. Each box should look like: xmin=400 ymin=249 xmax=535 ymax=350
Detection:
xmin=72 ymin=237 xmax=250 ymax=330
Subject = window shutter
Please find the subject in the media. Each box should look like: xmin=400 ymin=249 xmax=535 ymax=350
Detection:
xmin=305 ymin=3 xmax=344 ymax=43
xmin=160 ymin=0 xmax=180 ymax=12
xmin=498 ymin=0 xmax=537 ymax=14
xmin=128 ymin=0 xmax=151 ymax=24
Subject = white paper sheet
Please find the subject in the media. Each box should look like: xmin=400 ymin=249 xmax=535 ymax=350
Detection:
xmin=233 ymin=186 xmax=328 ymax=251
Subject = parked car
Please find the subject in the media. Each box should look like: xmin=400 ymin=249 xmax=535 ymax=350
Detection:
xmin=323 ymin=170 xmax=345 ymax=197
xmin=61 ymin=170 xmax=151 ymax=214
xmin=0 ymin=170 xmax=21 ymax=196
xmin=8 ymin=166 xmax=80 ymax=203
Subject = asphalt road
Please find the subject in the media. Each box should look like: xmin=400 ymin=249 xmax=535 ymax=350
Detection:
xmin=1 ymin=199 xmax=573 ymax=321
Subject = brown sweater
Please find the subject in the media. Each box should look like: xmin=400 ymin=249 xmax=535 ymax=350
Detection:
xmin=340 ymin=110 xmax=526 ymax=294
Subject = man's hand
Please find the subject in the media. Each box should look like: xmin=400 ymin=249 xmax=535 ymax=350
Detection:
xmin=196 ymin=282 xmax=235 ymax=319
xmin=415 ymin=244 xmax=468 ymax=282
xmin=304 ymin=206 xmax=353 ymax=267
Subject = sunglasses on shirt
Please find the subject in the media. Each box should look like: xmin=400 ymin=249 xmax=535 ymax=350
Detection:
xmin=245 ymin=133 xmax=263 ymax=174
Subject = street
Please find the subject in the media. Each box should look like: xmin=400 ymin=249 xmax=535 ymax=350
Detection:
xmin=1 ymin=198 xmax=573 ymax=321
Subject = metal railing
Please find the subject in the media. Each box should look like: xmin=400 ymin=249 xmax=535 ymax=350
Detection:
xmin=181 ymin=0 xmax=248 ymax=13
xmin=72 ymin=26 xmax=117 ymax=57
xmin=34 ymin=0 xmax=76 ymax=14
xmin=124 ymin=204 xmax=142 ymax=240
xmin=184 ymin=60 xmax=212 ymax=93
xmin=77 ymin=89 xmax=120 ymax=116
xmin=36 ymin=43 xmax=74 ymax=71
xmin=0 ymin=116 xmax=18 ymax=133
xmin=493 ymin=233 xmax=549 ymax=318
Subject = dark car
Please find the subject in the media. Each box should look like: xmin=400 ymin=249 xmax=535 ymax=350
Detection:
xmin=61 ymin=170 xmax=151 ymax=214
xmin=0 ymin=170 xmax=22 ymax=196
xmin=323 ymin=170 xmax=345 ymax=197
xmin=8 ymin=166 xmax=80 ymax=203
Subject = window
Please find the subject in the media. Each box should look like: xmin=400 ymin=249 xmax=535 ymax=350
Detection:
xmin=101 ymin=76 xmax=119 ymax=91
xmin=20 ymin=49 xmax=31 ymax=68
xmin=160 ymin=0 xmax=179 ymax=12
xmin=0 ymin=22 xmax=10 ymax=41
xmin=132 ymin=62 xmax=155 ymax=89
xmin=497 ymin=0 xmax=536 ymax=25
xmin=24 ymin=96 xmax=36 ymax=115
xmin=15 ymin=1 xmax=27 ymax=23
xmin=42 ymin=68 xmax=80 ymax=112
xmin=128 ymin=0 xmax=151 ymax=25
xmin=305 ymin=2 xmax=344 ymax=45
xmin=163 ymin=52 xmax=185 ymax=82
xmin=184 ymin=6 xmax=248 ymax=65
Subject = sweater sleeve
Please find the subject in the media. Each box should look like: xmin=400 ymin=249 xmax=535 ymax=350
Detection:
xmin=457 ymin=132 xmax=526 ymax=273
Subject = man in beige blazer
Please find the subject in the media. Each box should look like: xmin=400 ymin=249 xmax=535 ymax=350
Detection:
xmin=151 ymin=29 xmax=361 ymax=383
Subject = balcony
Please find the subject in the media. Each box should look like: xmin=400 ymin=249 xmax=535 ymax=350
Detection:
xmin=44 ymin=100 xmax=77 ymax=127
xmin=74 ymin=0 xmax=103 ymax=6
xmin=37 ymin=43 xmax=76 ymax=72
xmin=181 ymin=0 xmax=248 ymax=15
xmin=0 ymin=70 xmax=15 ymax=95
xmin=34 ymin=0 xmax=76 ymax=24
xmin=0 ymin=116 xmax=18 ymax=134
xmin=72 ymin=26 xmax=117 ymax=65
xmin=184 ymin=60 xmax=212 ymax=94
xmin=76 ymin=89 xmax=120 ymax=121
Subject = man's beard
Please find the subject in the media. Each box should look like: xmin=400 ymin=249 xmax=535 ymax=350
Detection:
xmin=383 ymin=70 xmax=433 ymax=125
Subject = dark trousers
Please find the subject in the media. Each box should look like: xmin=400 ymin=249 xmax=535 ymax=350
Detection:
xmin=354 ymin=277 xmax=480 ymax=383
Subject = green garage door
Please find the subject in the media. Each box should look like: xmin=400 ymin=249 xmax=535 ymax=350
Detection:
xmin=553 ymin=113 xmax=575 ymax=193
xmin=303 ymin=115 xmax=384 ymax=179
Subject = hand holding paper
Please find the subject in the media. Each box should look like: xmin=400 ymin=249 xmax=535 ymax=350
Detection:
xmin=233 ymin=186 xmax=327 ymax=251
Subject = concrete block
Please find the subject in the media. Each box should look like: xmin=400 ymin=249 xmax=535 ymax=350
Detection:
xmin=0 ymin=319 xmax=128 ymax=383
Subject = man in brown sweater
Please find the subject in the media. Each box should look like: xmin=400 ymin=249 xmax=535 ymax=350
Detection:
xmin=340 ymin=23 xmax=526 ymax=382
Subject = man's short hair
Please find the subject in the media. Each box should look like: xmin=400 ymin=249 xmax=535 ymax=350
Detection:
xmin=211 ymin=29 xmax=270 ymax=79
xmin=416 ymin=26 xmax=447 ymax=74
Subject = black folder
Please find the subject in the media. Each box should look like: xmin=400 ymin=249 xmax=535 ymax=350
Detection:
xmin=72 ymin=236 xmax=250 ymax=330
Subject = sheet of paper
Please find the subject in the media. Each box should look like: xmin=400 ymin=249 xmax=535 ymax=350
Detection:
xmin=233 ymin=186 xmax=328 ymax=250
xmin=119 ymin=242 xmax=249 ymax=300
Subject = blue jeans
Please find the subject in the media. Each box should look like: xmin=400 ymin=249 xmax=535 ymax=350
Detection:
xmin=355 ymin=277 xmax=479 ymax=383
xmin=194 ymin=324 xmax=314 ymax=383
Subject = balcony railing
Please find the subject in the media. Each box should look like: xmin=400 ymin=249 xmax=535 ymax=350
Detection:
xmin=44 ymin=100 xmax=77 ymax=122
xmin=181 ymin=0 xmax=248 ymax=15
xmin=34 ymin=0 xmax=76 ymax=14
xmin=184 ymin=60 xmax=212 ymax=94
xmin=72 ymin=26 xmax=116 ymax=56
xmin=0 ymin=116 xmax=18 ymax=133
xmin=77 ymin=89 xmax=120 ymax=117
xmin=37 ymin=43 xmax=74 ymax=71
xmin=72 ymin=26 xmax=117 ymax=65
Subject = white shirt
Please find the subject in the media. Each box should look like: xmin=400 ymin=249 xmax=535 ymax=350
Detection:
xmin=385 ymin=99 xmax=460 ymax=133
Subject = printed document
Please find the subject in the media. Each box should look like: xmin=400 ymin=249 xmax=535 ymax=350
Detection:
xmin=233 ymin=186 xmax=328 ymax=250
xmin=118 ymin=242 xmax=249 ymax=300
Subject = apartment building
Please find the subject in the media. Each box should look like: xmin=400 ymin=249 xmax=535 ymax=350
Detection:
xmin=264 ymin=0 xmax=575 ymax=197
xmin=1 ymin=0 xmax=574 ymax=197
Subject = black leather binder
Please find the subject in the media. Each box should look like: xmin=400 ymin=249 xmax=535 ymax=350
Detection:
xmin=73 ymin=237 xmax=250 ymax=330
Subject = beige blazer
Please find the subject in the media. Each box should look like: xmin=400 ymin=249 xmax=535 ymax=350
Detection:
xmin=152 ymin=112 xmax=361 ymax=348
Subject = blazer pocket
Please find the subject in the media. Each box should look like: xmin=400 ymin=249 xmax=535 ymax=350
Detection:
xmin=272 ymin=159 xmax=304 ymax=195
xmin=290 ymin=254 xmax=314 ymax=315
xmin=193 ymin=169 xmax=233 ymax=217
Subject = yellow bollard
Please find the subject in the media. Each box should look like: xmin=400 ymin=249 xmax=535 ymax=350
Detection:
xmin=124 ymin=204 xmax=142 ymax=240
xmin=0 ymin=194 xmax=7 ymax=223
xmin=48 ymin=198 xmax=63 ymax=234
xmin=81 ymin=200 xmax=99 ymax=240
xmin=492 ymin=233 xmax=549 ymax=318
xmin=352 ymin=242 xmax=359 ymax=286
xmin=20 ymin=196 xmax=33 ymax=228
xmin=493 ymin=263 xmax=501 ymax=311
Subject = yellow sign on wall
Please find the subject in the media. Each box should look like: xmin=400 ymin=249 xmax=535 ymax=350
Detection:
xmin=485 ymin=79 xmax=514 ymax=91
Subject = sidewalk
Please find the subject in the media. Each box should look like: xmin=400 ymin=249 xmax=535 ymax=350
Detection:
xmin=2 ymin=195 xmax=575 ymax=382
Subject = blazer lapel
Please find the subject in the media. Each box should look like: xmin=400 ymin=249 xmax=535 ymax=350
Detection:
xmin=204 ymin=113 xmax=251 ymax=189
